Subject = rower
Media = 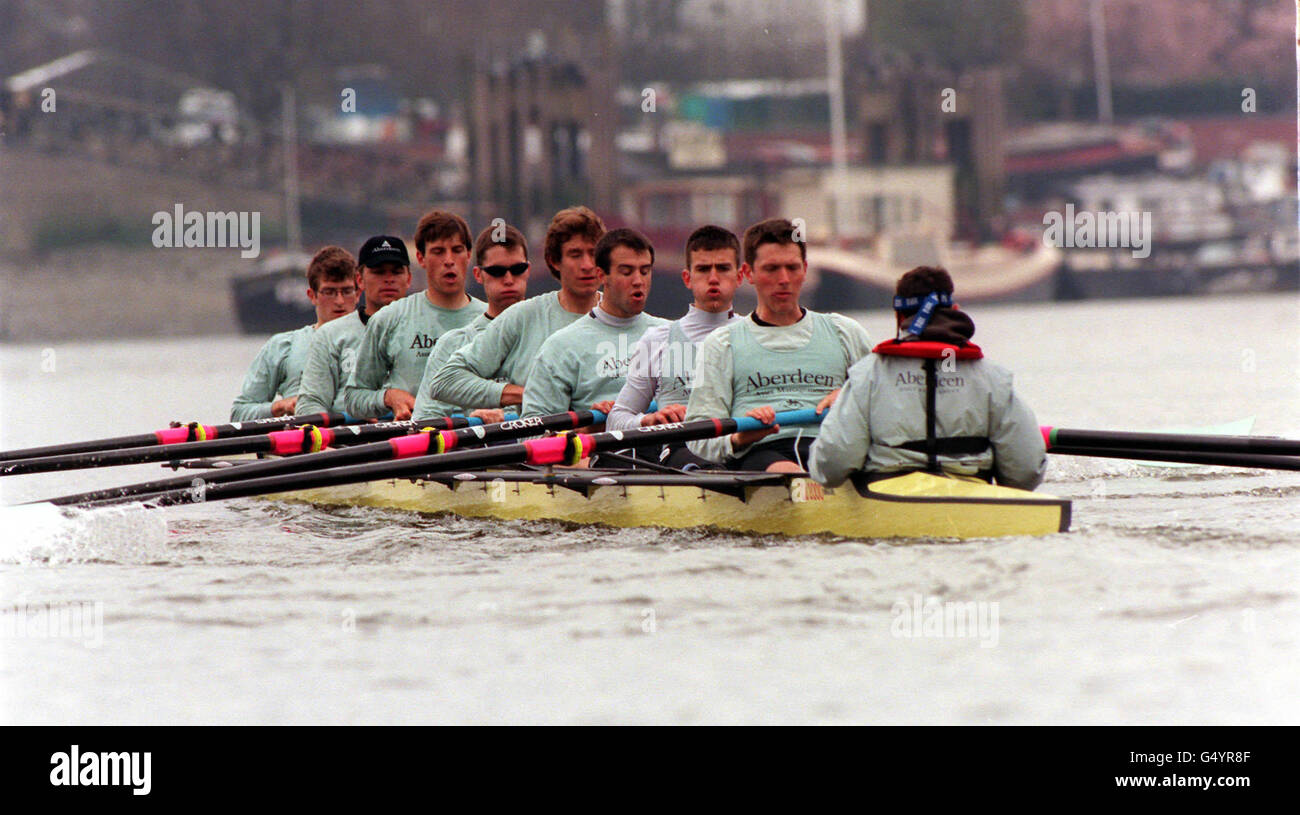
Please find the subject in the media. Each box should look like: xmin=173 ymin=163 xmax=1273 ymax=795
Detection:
xmin=606 ymin=224 xmax=744 ymax=468
xmin=684 ymin=217 xmax=872 ymax=472
xmin=522 ymin=227 xmax=667 ymax=419
xmin=426 ymin=206 xmax=606 ymax=414
xmin=230 ymin=246 xmax=360 ymax=420
xmin=341 ymin=210 xmax=486 ymax=421
xmin=808 ymin=266 xmax=1046 ymax=490
xmin=295 ymin=235 xmax=413 ymax=417
xmin=411 ymin=222 xmax=530 ymax=423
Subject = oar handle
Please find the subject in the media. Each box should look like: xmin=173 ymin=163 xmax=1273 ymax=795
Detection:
xmin=459 ymin=412 xmax=521 ymax=426
xmin=735 ymin=408 xmax=825 ymax=432
xmin=459 ymin=407 xmax=629 ymax=425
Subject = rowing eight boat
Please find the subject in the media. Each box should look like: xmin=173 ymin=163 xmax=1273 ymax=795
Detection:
xmin=272 ymin=469 xmax=1071 ymax=539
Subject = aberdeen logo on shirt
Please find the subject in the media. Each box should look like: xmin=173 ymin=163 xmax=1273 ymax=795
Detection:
xmin=895 ymin=371 xmax=966 ymax=388
xmin=595 ymin=334 xmax=642 ymax=378
xmin=597 ymin=353 xmax=633 ymax=378
xmin=744 ymin=368 xmax=840 ymax=392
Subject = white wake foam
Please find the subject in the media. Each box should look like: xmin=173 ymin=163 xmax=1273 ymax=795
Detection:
xmin=0 ymin=502 xmax=169 ymax=565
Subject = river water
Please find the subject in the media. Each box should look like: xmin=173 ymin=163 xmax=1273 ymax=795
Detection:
xmin=1 ymin=294 xmax=1298 ymax=724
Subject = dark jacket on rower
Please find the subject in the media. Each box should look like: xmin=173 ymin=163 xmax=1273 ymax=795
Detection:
xmin=808 ymin=308 xmax=1046 ymax=490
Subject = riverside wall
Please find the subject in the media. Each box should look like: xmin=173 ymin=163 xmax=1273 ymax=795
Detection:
xmin=1 ymin=146 xmax=280 ymax=340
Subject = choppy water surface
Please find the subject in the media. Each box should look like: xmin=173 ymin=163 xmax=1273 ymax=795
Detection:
xmin=2 ymin=295 xmax=1298 ymax=724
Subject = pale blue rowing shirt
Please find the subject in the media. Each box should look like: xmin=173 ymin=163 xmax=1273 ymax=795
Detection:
xmin=685 ymin=310 xmax=872 ymax=462
xmin=522 ymin=307 xmax=668 ymax=418
xmin=295 ymin=311 xmax=368 ymax=416
xmin=230 ymin=324 xmax=316 ymax=421
xmin=411 ymin=312 xmax=493 ymax=422
xmin=342 ymin=291 xmax=486 ymax=418
xmin=605 ymin=305 xmax=738 ymax=432
xmin=429 ymin=292 xmax=586 ymax=410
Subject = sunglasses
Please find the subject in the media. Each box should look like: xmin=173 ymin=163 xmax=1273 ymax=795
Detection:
xmin=480 ymin=262 xmax=530 ymax=278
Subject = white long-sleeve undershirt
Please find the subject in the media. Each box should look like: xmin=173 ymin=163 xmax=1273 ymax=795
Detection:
xmin=605 ymin=305 xmax=738 ymax=431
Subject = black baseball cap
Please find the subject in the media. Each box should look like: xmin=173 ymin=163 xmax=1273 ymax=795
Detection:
xmin=358 ymin=235 xmax=410 ymax=268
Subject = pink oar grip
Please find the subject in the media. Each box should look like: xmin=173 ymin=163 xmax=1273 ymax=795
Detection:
xmin=267 ymin=428 xmax=333 ymax=455
xmin=388 ymin=434 xmax=433 ymax=459
xmin=154 ymin=425 xmax=218 ymax=445
xmin=524 ymin=434 xmax=593 ymax=465
xmin=154 ymin=428 xmax=189 ymax=444
xmin=268 ymin=429 xmax=306 ymax=455
xmin=525 ymin=436 xmax=570 ymax=465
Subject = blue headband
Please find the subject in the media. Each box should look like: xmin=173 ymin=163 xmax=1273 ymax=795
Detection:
xmin=893 ymin=291 xmax=952 ymax=336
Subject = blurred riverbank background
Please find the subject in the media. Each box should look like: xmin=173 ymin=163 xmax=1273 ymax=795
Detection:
xmin=0 ymin=0 xmax=1295 ymax=340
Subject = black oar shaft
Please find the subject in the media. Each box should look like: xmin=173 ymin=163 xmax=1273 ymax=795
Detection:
xmin=1049 ymin=445 xmax=1300 ymax=471
xmin=1047 ymin=427 xmax=1300 ymax=456
xmin=156 ymin=445 xmax=529 ymax=505
xmin=0 ymin=412 xmax=350 ymax=463
xmin=48 ymin=411 xmax=599 ymax=507
xmin=2 ymin=435 xmax=268 ymax=476
xmin=1 ymin=417 xmax=465 ymax=477
xmin=83 ymin=417 xmax=742 ymax=509
xmin=49 ymin=434 xmax=399 ymax=506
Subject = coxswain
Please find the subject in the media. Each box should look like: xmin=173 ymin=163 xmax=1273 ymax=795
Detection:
xmin=809 ymin=265 xmax=1046 ymax=490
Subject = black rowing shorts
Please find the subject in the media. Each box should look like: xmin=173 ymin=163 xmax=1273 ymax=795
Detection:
xmin=660 ymin=443 xmax=717 ymax=471
xmin=729 ymin=437 xmax=814 ymax=472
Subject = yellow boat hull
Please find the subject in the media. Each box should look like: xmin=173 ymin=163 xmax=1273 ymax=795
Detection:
xmin=271 ymin=470 xmax=1070 ymax=540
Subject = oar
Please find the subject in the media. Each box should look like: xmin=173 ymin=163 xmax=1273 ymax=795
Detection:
xmin=43 ymin=409 xmax=596 ymax=507
xmin=0 ymin=415 xmax=474 ymax=477
xmin=74 ymin=409 xmax=824 ymax=509
xmin=0 ymin=412 xmax=356 ymax=464
xmin=1043 ymin=426 xmax=1300 ymax=457
xmin=1046 ymin=445 xmax=1300 ymax=471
